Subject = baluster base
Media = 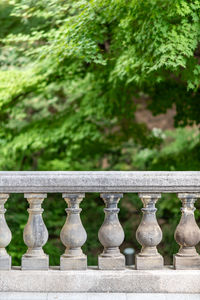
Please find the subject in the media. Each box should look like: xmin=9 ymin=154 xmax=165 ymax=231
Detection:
xmin=0 ymin=255 xmax=11 ymax=270
xmin=60 ymin=254 xmax=87 ymax=270
xmin=21 ymin=254 xmax=49 ymax=270
xmin=135 ymin=253 xmax=163 ymax=270
xmin=173 ymin=254 xmax=200 ymax=270
xmin=98 ymin=254 xmax=125 ymax=270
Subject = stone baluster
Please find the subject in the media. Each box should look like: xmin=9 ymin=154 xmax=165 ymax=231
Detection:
xmin=60 ymin=193 xmax=87 ymax=270
xmin=98 ymin=193 xmax=125 ymax=270
xmin=22 ymin=193 xmax=49 ymax=270
xmin=136 ymin=193 xmax=163 ymax=270
xmin=0 ymin=194 xmax=12 ymax=270
xmin=174 ymin=193 xmax=200 ymax=269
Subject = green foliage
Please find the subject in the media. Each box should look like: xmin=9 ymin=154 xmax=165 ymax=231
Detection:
xmin=1 ymin=0 xmax=200 ymax=172
xmin=132 ymin=128 xmax=200 ymax=170
xmin=0 ymin=0 xmax=200 ymax=265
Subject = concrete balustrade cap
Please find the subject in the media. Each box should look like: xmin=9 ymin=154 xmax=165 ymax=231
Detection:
xmin=0 ymin=171 xmax=199 ymax=193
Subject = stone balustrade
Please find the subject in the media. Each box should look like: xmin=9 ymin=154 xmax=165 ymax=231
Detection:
xmin=0 ymin=171 xmax=200 ymax=294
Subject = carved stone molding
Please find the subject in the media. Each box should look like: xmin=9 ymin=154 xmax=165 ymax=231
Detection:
xmin=174 ymin=193 xmax=200 ymax=269
xmin=0 ymin=193 xmax=12 ymax=270
xmin=136 ymin=193 xmax=163 ymax=270
xmin=98 ymin=193 xmax=125 ymax=270
xmin=22 ymin=193 xmax=49 ymax=270
xmin=60 ymin=193 xmax=87 ymax=270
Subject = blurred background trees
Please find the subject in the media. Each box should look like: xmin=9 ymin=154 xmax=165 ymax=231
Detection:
xmin=0 ymin=0 xmax=200 ymax=265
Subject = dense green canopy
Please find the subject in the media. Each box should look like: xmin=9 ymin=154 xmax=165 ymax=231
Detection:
xmin=0 ymin=0 xmax=200 ymax=170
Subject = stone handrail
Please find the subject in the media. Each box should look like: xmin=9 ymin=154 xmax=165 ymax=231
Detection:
xmin=0 ymin=171 xmax=199 ymax=192
xmin=0 ymin=171 xmax=200 ymax=293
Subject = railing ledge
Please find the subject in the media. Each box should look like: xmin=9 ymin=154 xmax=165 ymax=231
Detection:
xmin=0 ymin=266 xmax=200 ymax=293
xmin=0 ymin=171 xmax=200 ymax=193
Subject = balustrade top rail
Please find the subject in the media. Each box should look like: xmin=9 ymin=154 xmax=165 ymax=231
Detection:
xmin=0 ymin=171 xmax=200 ymax=193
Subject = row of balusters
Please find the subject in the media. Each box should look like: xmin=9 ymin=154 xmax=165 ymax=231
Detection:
xmin=0 ymin=192 xmax=200 ymax=270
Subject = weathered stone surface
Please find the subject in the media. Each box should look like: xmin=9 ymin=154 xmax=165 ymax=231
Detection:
xmin=60 ymin=194 xmax=87 ymax=270
xmin=22 ymin=255 xmax=49 ymax=271
xmin=22 ymin=193 xmax=49 ymax=270
xmin=0 ymin=194 xmax=12 ymax=270
xmin=98 ymin=194 xmax=125 ymax=270
xmin=135 ymin=254 xmax=163 ymax=270
xmin=0 ymin=171 xmax=200 ymax=193
xmin=1 ymin=293 xmax=200 ymax=300
xmin=136 ymin=193 xmax=163 ymax=270
xmin=98 ymin=255 xmax=125 ymax=270
xmin=1 ymin=267 xmax=200 ymax=293
xmin=174 ymin=193 xmax=200 ymax=270
xmin=174 ymin=255 xmax=200 ymax=270
xmin=1 ymin=292 xmax=200 ymax=300
xmin=0 ymin=255 xmax=11 ymax=270
xmin=60 ymin=256 xmax=87 ymax=270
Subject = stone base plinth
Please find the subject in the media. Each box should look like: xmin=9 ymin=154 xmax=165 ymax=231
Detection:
xmin=173 ymin=254 xmax=200 ymax=270
xmin=60 ymin=255 xmax=87 ymax=270
xmin=21 ymin=255 xmax=49 ymax=270
xmin=135 ymin=254 xmax=163 ymax=270
xmin=0 ymin=255 xmax=11 ymax=270
xmin=98 ymin=255 xmax=125 ymax=270
xmin=1 ymin=267 xmax=200 ymax=293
